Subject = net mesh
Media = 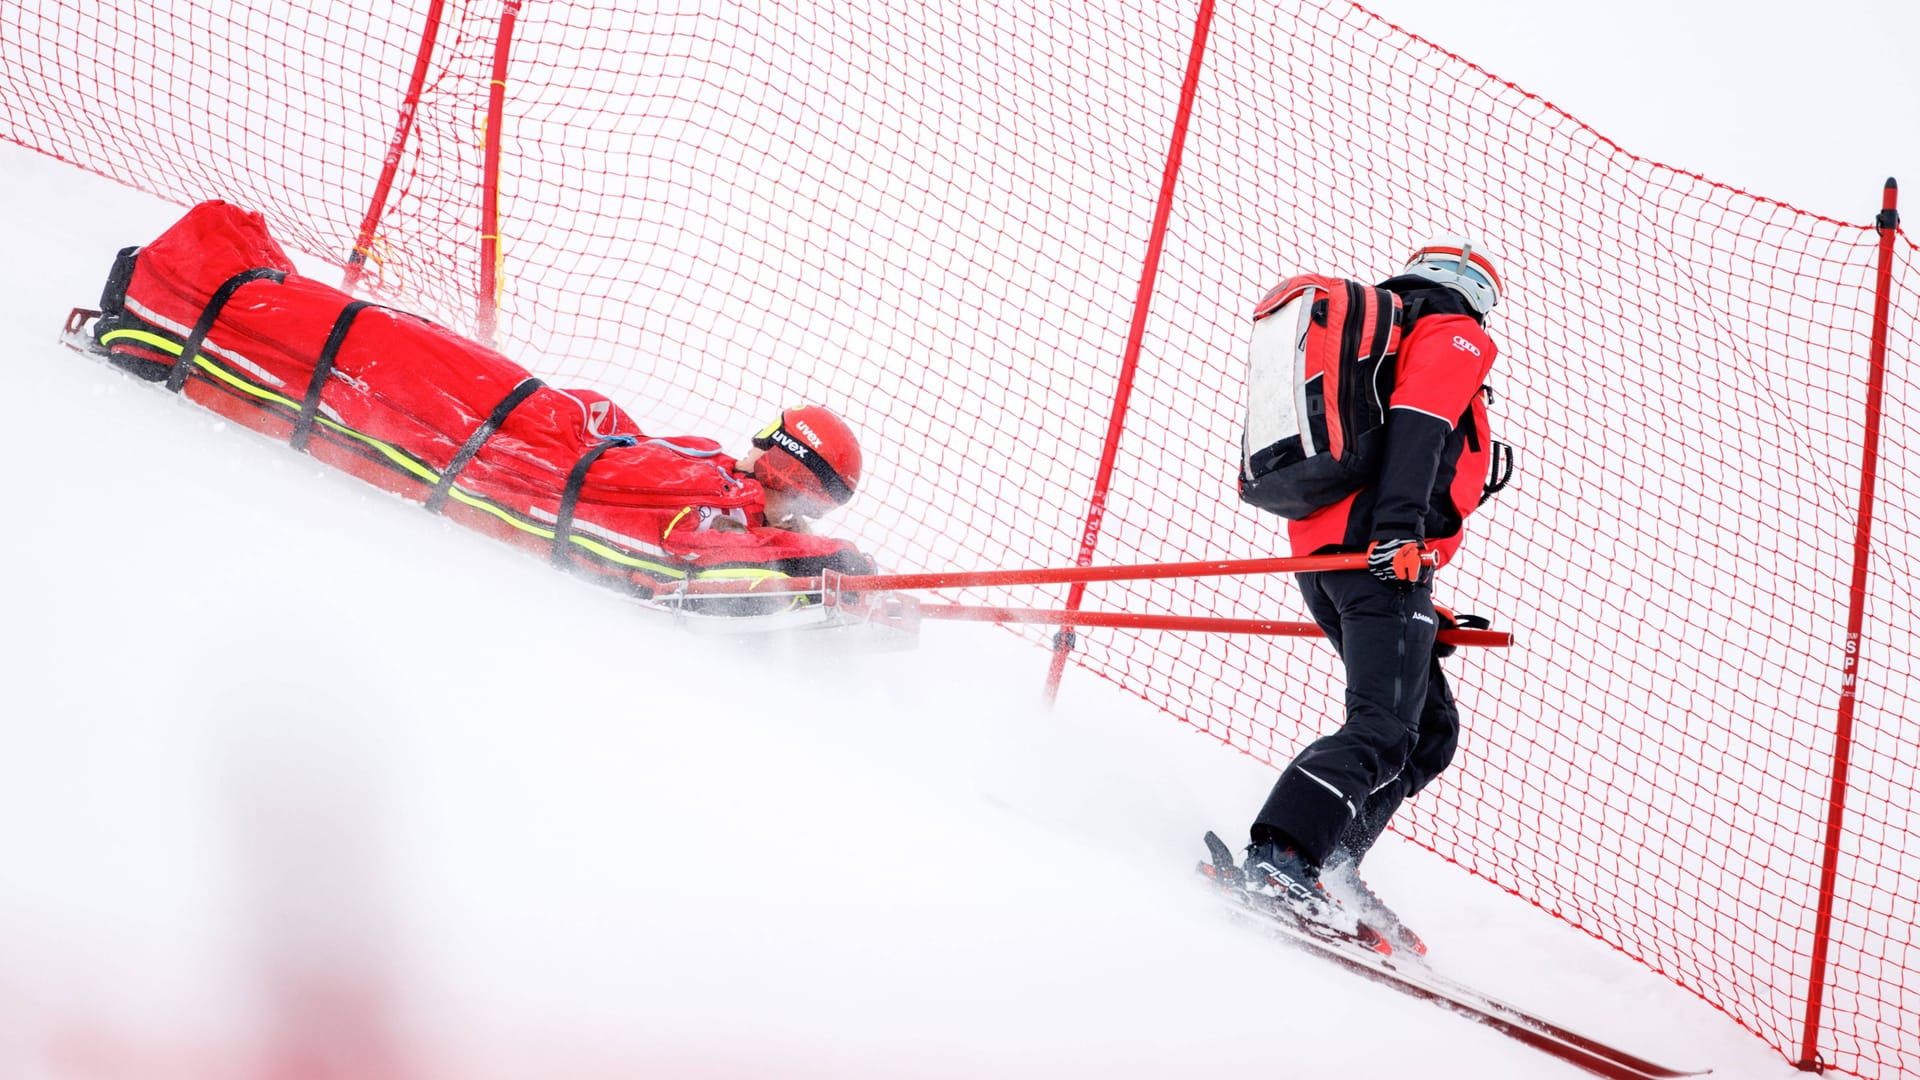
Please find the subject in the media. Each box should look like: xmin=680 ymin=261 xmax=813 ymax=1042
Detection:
xmin=4 ymin=0 xmax=1913 ymax=1072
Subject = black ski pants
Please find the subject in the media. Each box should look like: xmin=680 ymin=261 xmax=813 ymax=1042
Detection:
xmin=1252 ymin=569 xmax=1460 ymax=868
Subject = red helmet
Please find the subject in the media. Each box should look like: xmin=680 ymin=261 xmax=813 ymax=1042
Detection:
xmin=750 ymin=404 xmax=863 ymax=512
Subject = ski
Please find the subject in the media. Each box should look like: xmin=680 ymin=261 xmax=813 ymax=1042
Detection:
xmin=1202 ymin=830 xmax=1391 ymax=955
xmin=1196 ymin=832 xmax=1708 ymax=1080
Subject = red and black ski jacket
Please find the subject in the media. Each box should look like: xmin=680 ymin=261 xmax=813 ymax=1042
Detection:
xmin=85 ymin=200 xmax=875 ymax=598
xmin=1286 ymin=279 xmax=1499 ymax=568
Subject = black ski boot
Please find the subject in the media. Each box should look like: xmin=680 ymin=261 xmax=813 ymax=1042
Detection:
xmin=1243 ymin=841 xmax=1357 ymax=935
xmin=1322 ymin=851 xmax=1427 ymax=957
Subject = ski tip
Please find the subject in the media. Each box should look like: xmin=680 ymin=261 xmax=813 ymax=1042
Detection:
xmin=1199 ymin=831 xmax=1247 ymax=889
xmin=1202 ymin=830 xmax=1236 ymax=863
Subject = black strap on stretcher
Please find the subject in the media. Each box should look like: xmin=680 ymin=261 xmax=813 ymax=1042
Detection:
xmin=290 ymin=300 xmax=372 ymax=452
xmin=425 ymin=376 xmax=546 ymax=513
xmin=165 ymin=267 xmax=287 ymax=393
xmin=551 ymin=435 xmax=638 ymax=568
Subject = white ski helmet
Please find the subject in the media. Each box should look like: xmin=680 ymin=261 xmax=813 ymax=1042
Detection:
xmin=1403 ymin=235 xmax=1503 ymax=316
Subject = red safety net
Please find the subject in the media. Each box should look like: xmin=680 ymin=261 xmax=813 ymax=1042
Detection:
xmin=4 ymin=1 xmax=1914 ymax=1074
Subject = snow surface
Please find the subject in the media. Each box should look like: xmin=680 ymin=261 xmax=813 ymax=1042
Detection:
xmin=0 ymin=135 xmax=1819 ymax=1079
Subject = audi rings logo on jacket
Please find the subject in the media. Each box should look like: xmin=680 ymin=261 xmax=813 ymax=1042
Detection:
xmin=1452 ymin=335 xmax=1482 ymax=356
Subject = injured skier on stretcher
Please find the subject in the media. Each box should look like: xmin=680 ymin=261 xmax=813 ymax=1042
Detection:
xmin=75 ymin=199 xmax=878 ymax=609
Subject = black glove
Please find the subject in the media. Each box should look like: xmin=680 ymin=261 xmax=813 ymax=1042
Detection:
xmin=1433 ymin=604 xmax=1493 ymax=659
xmin=1434 ymin=604 xmax=1460 ymax=659
xmin=831 ymin=549 xmax=879 ymax=577
xmin=1366 ymin=537 xmax=1429 ymax=586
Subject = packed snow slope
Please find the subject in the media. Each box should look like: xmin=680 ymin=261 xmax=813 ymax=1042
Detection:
xmin=0 ymin=142 xmax=1804 ymax=1078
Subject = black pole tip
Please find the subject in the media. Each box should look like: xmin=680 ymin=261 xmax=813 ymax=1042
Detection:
xmin=1887 ymin=177 xmax=1898 ymax=191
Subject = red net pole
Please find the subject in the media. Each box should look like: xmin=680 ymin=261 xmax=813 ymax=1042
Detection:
xmin=1043 ymin=0 xmax=1218 ymax=702
xmin=340 ymin=0 xmax=446 ymax=295
xmin=1798 ymin=178 xmax=1902 ymax=1071
xmin=476 ymin=0 xmax=522 ymax=345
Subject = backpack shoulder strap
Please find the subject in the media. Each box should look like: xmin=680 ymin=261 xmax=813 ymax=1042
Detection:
xmin=1398 ymin=293 xmax=1425 ymax=333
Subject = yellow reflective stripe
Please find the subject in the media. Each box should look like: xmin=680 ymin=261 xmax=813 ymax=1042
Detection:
xmin=99 ymin=328 xmax=184 ymax=352
xmin=565 ymin=531 xmax=687 ymax=578
xmin=103 ymin=328 xmax=301 ymax=408
xmin=693 ymin=566 xmax=789 ymax=584
xmin=181 ymin=342 xmax=446 ymax=486
xmin=689 ymin=566 xmax=804 ymax=610
xmin=103 ymin=328 xmax=695 ymax=581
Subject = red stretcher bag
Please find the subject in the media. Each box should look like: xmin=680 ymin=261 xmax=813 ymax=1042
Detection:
xmin=82 ymin=200 xmax=874 ymax=598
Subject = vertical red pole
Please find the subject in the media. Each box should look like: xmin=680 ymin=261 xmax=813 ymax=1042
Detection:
xmin=1043 ymin=0 xmax=1218 ymax=701
xmin=341 ymin=0 xmax=447 ymax=295
xmin=476 ymin=0 xmax=524 ymax=346
xmin=1798 ymin=178 xmax=1900 ymax=1071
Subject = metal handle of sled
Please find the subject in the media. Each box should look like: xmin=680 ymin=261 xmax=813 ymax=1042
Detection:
xmin=810 ymin=593 xmax=1510 ymax=647
xmin=665 ymin=551 xmax=1407 ymax=598
xmin=907 ymin=603 xmax=1511 ymax=647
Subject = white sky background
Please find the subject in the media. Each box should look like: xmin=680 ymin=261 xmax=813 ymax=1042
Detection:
xmin=1353 ymin=0 xmax=1920 ymax=226
xmin=2 ymin=2 xmax=1913 ymax=1076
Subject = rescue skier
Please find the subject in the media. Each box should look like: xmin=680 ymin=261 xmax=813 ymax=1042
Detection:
xmin=1243 ymin=236 xmax=1506 ymax=952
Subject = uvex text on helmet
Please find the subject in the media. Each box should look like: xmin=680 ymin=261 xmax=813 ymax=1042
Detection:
xmin=750 ymin=404 xmax=863 ymax=511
